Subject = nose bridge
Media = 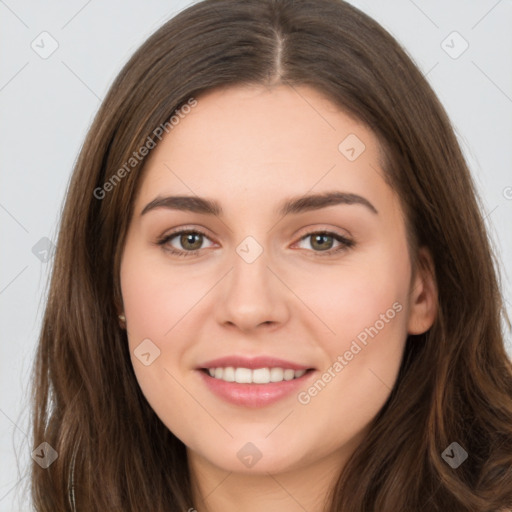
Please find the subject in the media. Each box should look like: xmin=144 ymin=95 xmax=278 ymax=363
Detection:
xmin=232 ymin=236 xmax=270 ymax=291
xmin=216 ymin=233 xmax=288 ymax=330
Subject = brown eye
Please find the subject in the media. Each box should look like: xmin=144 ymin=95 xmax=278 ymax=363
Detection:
xmin=156 ymin=229 xmax=214 ymax=257
xmin=295 ymin=231 xmax=354 ymax=256
xmin=309 ymin=233 xmax=335 ymax=251
xmin=178 ymin=232 xmax=204 ymax=251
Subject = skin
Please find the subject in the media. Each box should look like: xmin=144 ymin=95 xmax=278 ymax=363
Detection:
xmin=119 ymin=84 xmax=437 ymax=512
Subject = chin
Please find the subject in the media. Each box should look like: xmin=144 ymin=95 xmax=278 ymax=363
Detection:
xmin=187 ymin=437 xmax=306 ymax=474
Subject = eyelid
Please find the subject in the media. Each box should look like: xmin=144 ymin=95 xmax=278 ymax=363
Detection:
xmin=293 ymin=224 xmax=352 ymax=242
xmin=157 ymin=225 xmax=214 ymax=241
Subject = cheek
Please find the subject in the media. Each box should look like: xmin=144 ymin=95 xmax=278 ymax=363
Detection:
xmin=120 ymin=247 xmax=200 ymax=344
xmin=311 ymin=271 xmax=408 ymax=399
xmin=120 ymin=251 xmax=197 ymax=438
xmin=305 ymin=246 xmax=410 ymax=352
xmin=120 ymin=246 xmax=209 ymax=419
xmin=296 ymin=245 xmax=410 ymax=426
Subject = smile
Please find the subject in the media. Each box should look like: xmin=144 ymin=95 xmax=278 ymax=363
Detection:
xmin=197 ymin=367 xmax=316 ymax=407
xmin=204 ymin=366 xmax=307 ymax=383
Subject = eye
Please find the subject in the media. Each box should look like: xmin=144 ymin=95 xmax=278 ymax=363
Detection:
xmin=294 ymin=230 xmax=354 ymax=256
xmin=156 ymin=228 xmax=214 ymax=257
xmin=156 ymin=228 xmax=354 ymax=258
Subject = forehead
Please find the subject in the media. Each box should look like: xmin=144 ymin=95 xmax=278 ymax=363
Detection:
xmin=135 ymin=84 xmax=394 ymax=217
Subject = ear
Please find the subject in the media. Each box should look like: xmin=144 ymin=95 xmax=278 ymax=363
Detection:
xmin=407 ymin=246 xmax=438 ymax=335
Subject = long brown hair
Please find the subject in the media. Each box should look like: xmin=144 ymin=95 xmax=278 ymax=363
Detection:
xmin=30 ymin=0 xmax=512 ymax=510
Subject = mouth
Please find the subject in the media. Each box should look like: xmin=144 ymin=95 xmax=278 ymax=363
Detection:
xmin=195 ymin=357 xmax=317 ymax=407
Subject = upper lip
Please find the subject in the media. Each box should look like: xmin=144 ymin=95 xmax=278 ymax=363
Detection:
xmin=197 ymin=356 xmax=315 ymax=371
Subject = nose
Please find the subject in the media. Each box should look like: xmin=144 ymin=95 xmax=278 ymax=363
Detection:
xmin=215 ymin=244 xmax=291 ymax=333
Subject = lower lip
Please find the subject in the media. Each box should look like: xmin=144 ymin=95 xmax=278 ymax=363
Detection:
xmin=197 ymin=369 xmax=315 ymax=408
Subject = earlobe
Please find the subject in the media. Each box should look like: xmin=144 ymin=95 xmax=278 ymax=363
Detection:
xmin=407 ymin=247 xmax=438 ymax=335
xmin=118 ymin=312 xmax=126 ymax=329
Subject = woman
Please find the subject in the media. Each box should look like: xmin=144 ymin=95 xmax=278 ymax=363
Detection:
xmin=31 ymin=0 xmax=512 ymax=510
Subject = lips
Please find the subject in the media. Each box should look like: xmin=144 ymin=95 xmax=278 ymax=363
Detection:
xmin=197 ymin=355 xmax=313 ymax=371
xmin=195 ymin=355 xmax=317 ymax=407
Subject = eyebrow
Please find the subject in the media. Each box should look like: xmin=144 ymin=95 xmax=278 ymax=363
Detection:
xmin=140 ymin=191 xmax=378 ymax=218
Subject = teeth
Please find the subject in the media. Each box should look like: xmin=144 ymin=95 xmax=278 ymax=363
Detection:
xmin=284 ymin=369 xmax=295 ymax=381
xmin=206 ymin=367 xmax=307 ymax=384
xmin=223 ymin=366 xmax=235 ymax=382
xmin=252 ymin=368 xmax=270 ymax=384
xmin=270 ymin=367 xmax=284 ymax=382
xmin=235 ymin=367 xmax=252 ymax=383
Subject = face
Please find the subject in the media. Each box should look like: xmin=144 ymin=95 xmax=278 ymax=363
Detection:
xmin=119 ymin=84 xmax=435 ymax=476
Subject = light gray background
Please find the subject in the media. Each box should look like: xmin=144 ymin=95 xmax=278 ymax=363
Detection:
xmin=1 ymin=1 xmax=511 ymax=510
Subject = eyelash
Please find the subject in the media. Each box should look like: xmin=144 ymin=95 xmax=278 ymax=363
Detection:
xmin=155 ymin=227 xmax=355 ymax=258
